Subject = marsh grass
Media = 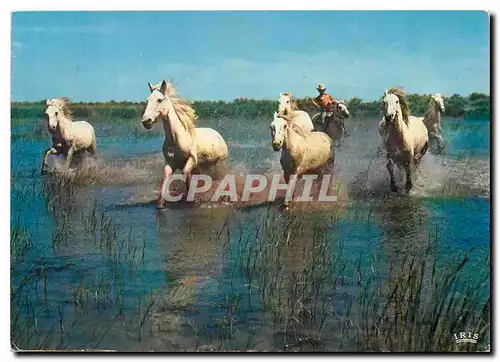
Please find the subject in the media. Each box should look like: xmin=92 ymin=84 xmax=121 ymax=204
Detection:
xmin=356 ymin=246 xmax=490 ymax=352
xmin=11 ymin=170 xmax=155 ymax=351
xmin=11 ymin=221 xmax=32 ymax=263
xmin=208 ymin=206 xmax=490 ymax=352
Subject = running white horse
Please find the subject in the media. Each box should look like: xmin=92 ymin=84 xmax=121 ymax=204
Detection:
xmin=277 ymin=92 xmax=314 ymax=132
xmin=141 ymin=80 xmax=229 ymax=209
xmin=312 ymin=100 xmax=350 ymax=145
xmin=41 ymin=98 xmax=96 ymax=174
xmin=422 ymin=93 xmax=445 ymax=152
xmin=379 ymin=88 xmax=428 ymax=193
xmin=270 ymin=111 xmax=333 ymax=210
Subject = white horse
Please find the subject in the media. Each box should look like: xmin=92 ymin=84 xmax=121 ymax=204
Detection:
xmin=312 ymin=100 xmax=350 ymax=145
xmin=270 ymin=111 xmax=333 ymax=210
xmin=379 ymin=88 xmax=428 ymax=193
xmin=422 ymin=93 xmax=445 ymax=152
xmin=142 ymin=80 xmax=229 ymax=209
xmin=41 ymin=98 xmax=96 ymax=174
xmin=277 ymin=92 xmax=314 ymax=132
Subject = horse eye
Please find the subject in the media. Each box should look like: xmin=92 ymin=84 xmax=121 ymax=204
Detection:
xmin=157 ymin=99 xmax=162 ymax=103
xmin=286 ymin=101 xmax=290 ymax=104
xmin=55 ymin=111 xmax=59 ymax=116
xmin=396 ymin=100 xmax=399 ymax=104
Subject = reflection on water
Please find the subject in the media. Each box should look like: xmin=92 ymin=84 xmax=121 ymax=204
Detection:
xmin=10 ymin=117 xmax=490 ymax=351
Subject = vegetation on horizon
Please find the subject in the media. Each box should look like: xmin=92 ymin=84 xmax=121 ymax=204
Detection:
xmin=11 ymin=92 xmax=490 ymax=122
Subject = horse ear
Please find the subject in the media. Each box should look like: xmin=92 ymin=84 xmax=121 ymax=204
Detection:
xmin=159 ymin=80 xmax=168 ymax=95
xmin=279 ymin=92 xmax=282 ymax=98
xmin=384 ymin=89 xmax=388 ymax=96
xmin=46 ymin=99 xmax=51 ymax=105
xmin=148 ymin=82 xmax=154 ymax=93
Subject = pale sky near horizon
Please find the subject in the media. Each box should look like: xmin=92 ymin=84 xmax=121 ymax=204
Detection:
xmin=11 ymin=11 xmax=490 ymax=102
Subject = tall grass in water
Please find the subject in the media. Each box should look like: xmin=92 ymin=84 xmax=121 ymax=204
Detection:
xmin=357 ymin=246 xmax=490 ymax=352
xmin=236 ymin=209 xmax=348 ymax=350
xmin=11 ymin=170 xmax=153 ymax=351
xmin=11 ymin=168 xmax=490 ymax=351
xmin=215 ymin=207 xmax=490 ymax=352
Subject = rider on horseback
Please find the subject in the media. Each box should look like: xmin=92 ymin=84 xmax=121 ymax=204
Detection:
xmin=311 ymin=83 xmax=349 ymax=137
xmin=311 ymin=84 xmax=335 ymax=126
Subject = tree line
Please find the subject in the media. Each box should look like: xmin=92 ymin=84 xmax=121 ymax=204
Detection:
xmin=11 ymin=93 xmax=490 ymax=121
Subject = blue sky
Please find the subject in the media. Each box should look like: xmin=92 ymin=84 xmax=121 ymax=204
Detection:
xmin=11 ymin=11 xmax=490 ymax=102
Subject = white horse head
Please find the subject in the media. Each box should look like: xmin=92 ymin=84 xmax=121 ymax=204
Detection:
xmin=277 ymin=92 xmax=293 ymax=115
xmin=270 ymin=111 xmax=287 ymax=151
xmin=334 ymin=100 xmax=350 ymax=118
xmin=431 ymin=93 xmax=445 ymax=112
xmin=45 ymin=98 xmax=71 ymax=132
xmin=382 ymin=89 xmax=410 ymax=124
xmin=382 ymin=91 xmax=400 ymax=122
xmin=141 ymin=80 xmax=171 ymax=129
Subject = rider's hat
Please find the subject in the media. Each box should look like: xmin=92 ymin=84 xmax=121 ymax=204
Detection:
xmin=317 ymin=84 xmax=326 ymax=91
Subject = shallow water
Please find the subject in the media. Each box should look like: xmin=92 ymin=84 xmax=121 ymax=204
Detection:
xmin=11 ymin=116 xmax=490 ymax=351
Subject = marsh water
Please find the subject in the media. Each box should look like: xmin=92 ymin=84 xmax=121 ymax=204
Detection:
xmin=11 ymin=116 xmax=490 ymax=351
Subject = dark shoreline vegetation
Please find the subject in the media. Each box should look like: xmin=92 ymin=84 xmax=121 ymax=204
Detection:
xmin=11 ymin=92 xmax=490 ymax=122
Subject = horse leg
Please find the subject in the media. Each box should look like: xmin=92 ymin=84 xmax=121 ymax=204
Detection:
xmin=437 ymin=133 xmax=444 ymax=151
xmin=157 ymin=164 xmax=173 ymax=209
xmin=386 ymin=158 xmax=398 ymax=192
xmin=404 ymin=165 xmax=412 ymax=192
xmin=41 ymin=147 xmax=55 ymax=175
xmin=404 ymin=161 xmax=413 ymax=192
xmin=65 ymin=146 xmax=75 ymax=170
xmin=282 ymin=172 xmax=293 ymax=211
xmin=430 ymin=125 xmax=444 ymax=153
xmin=419 ymin=142 xmax=428 ymax=165
xmin=182 ymin=156 xmax=197 ymax=200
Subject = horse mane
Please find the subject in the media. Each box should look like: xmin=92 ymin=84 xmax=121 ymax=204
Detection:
xmin=424 ymin=95 xmax=436 ymax=118
xmin=282 ymin=92 xmax=300 ymax=111
xmin=423 ymin=94 xmax=442 ymax=126
xmin=153 ymin=81 xmax=198 ymax=133
xmin=290 ymin=122 xmax=307 ymax=138
xmin=47 ymin=97 xmax=73 ymax=120
xmin=387 ymin=88 xmax=410 ymax=125
xmin=277 ymin=114 xmax=307 ymax=138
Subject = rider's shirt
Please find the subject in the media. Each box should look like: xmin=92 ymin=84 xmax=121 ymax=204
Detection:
xmin=315 ymin=93 xmax=335 ymax=111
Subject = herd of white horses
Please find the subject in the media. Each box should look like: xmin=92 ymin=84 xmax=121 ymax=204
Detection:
xmin=40 ymin=80 xmax=446 ymax=209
